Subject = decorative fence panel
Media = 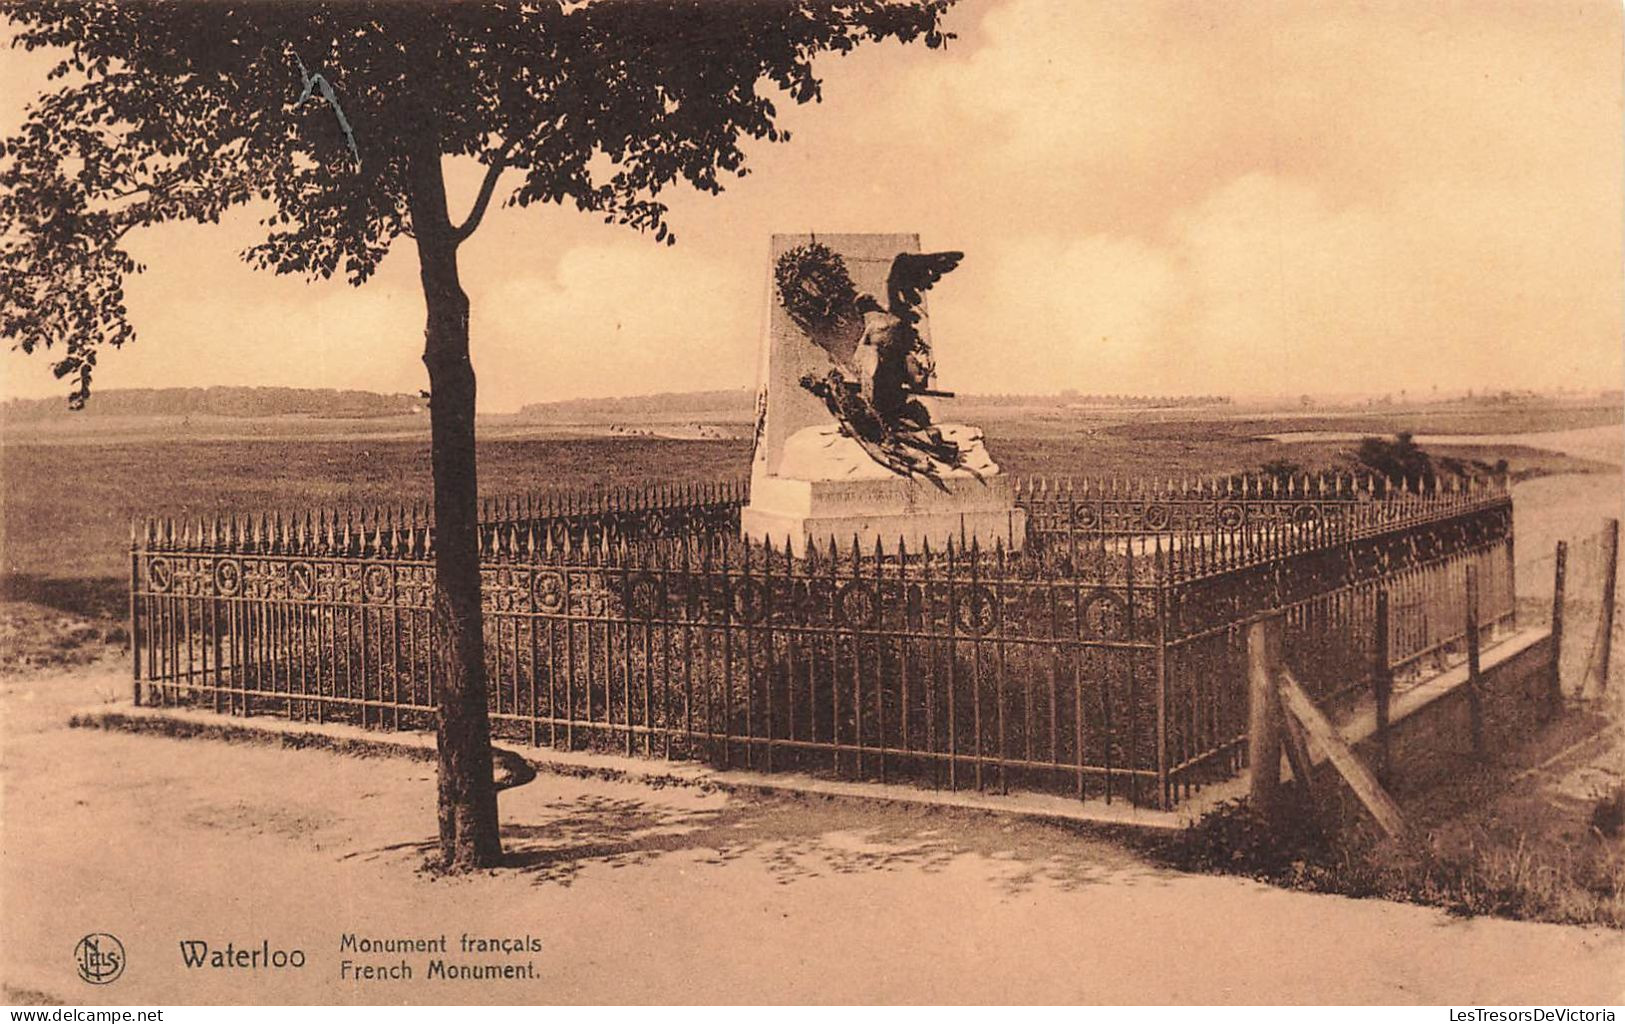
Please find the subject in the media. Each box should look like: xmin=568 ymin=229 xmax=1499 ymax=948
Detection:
xmin=131 ymin=474 xmax=1517 ymax=810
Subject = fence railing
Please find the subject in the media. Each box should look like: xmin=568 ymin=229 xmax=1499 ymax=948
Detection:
xmin=129 ymin=475 xmax=1516 ymax=809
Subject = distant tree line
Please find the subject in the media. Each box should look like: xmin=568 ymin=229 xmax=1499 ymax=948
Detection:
xmin=517 ymin=388 xmax=755 ymax=420
xmin=0 ymin=386 xmax=423 ymax=420
xmin=957 ymin=391 xmax=1233 ymax=408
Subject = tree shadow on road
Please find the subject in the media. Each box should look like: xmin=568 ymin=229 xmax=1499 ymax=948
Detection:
xmin=353 ymin=786 xmax=1170 ymax=897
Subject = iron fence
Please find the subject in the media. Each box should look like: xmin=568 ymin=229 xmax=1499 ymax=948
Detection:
xmin=130 ymin=474 xmax=1515 ymax=809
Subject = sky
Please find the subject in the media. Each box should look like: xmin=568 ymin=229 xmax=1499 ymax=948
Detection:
xmin=1 ymin=0 xmax=1621 ymax=412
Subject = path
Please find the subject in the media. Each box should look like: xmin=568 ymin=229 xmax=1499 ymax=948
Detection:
xmin=2 ymin=665 xmax=1620 ymax=1005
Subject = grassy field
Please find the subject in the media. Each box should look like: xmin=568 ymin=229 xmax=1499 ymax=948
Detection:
xmin=0 ymin=429 xmax=1306 ymax=583
xmin=1095 ymin=401 xmax=1622 ymax=441
xmin=6 ymin=400 xmax=1619 ymax=582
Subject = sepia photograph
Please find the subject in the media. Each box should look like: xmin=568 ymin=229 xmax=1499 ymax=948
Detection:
xmin=1 ymin=0 xmax=1621 ymax=1009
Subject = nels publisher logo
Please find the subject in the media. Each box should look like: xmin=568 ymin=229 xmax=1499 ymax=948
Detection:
xmin=74 ymin=933 xmax=126 ymax=985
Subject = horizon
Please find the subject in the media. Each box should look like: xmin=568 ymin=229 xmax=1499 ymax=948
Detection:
xmin=2 ymin=0 xmax=1621 ymax=413
xmin=5 ymin=379 xmax=1621 ymax=418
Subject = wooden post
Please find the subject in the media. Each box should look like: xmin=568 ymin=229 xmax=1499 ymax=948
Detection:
xmin=1550 ymin=540 xmax=1568 ymax=716
xmin=1372 ymin=589 xmax=1393 ymax=784
xmin=1588 ymin=518 xmax=1619 ymax=694
xmin=1247 ymin=614 xmax=1284 ymax=816
xmin=1466 ymin=564 xmax=1484 ymax=756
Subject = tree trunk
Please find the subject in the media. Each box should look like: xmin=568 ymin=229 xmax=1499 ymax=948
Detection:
xmin=407 ymin=138 xmax=503 ymax=870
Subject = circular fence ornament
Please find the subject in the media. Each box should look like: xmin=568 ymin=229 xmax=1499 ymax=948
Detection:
xmin=363 ymin=565 xmax=394 ymax=604
xmin=1143 ymin=504 xmax=1172 ymax=531
xmin=213 ymin=559 xmax=242 ymax=596
xmin=532 ymin=570 xmax=566 ymax=612
xmin=148 ymin=557 xmax=173 ymax=593
xmin=731 ymin=578 xmax=768 ymax=624
xmin=1082 ymin=589 xmax=1128 ymax=639
xmin=1216 ymin=503 xmax=1245 ymax=530
xmin=955 ymin=585 xmax=997 ymax=636
xmin=836 ymin=581 xmax=879 ymax=629
xmin=287 ymin=562 xmax=314 ymax=600
xmin=1071 ymin=503 xmax=1101 ymax=530
xmin=1293 ymin=504 xmax=1320 ymax=525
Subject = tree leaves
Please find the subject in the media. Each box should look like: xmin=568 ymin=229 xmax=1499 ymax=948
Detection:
xmin=1 ymin=0 xmax=957 ymax=406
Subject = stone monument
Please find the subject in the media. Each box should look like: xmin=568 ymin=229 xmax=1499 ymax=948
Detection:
xmin=741 ymin=233 xmax=1026 ymax=556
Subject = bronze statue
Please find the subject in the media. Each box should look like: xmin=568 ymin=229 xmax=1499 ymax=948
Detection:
xmin=777 ymin=243 xmax=967 ymax=479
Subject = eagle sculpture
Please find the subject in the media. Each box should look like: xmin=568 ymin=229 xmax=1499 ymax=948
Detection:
xmin=784 ymin=248 xmax=967 ymax=481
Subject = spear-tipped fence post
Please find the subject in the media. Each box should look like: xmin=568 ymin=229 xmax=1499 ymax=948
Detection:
xmin=130 ymin=518 xmax=141 ymax=705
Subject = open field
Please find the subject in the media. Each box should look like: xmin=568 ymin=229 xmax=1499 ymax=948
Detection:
xmin=1094 ymin=401 xmax=1622 ymax=442
xmin=4 ymin=399 xmax=1618 ymax=580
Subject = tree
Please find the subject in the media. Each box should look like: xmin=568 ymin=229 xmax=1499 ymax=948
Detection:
xmin=1353 ymin=432 xmax=1433 ymax=491
xmin=0 ymin=0 xmax=957 ymax=870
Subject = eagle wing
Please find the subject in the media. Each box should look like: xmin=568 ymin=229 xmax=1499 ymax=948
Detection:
xmin=885 ymin=250 xmax=963 ymax=327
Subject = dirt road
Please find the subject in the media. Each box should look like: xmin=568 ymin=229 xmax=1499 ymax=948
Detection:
xmin=3 ymin=665 xmax=1620 ymax=1005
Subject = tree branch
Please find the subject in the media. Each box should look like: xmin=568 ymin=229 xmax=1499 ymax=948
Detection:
xmin=451 ymin=140 xmax=516 ymax=244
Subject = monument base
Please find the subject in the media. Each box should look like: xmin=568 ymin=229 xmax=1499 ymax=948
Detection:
xmin=741 ymin=473 xmax=1026 ymax=558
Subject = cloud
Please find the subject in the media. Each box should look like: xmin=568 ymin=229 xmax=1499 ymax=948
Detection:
xmin=471 ymin=242 xmax=757 ymax=409
xmin=933 ymin=234 xmax=1185 ymax=393
xmin=858 ymin=0 xmax=1622 ymax=396
xmin=3 ymin=0 xmax=1617 ymax=407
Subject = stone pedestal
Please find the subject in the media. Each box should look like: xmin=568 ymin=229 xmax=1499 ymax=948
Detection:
xmin=742 ymin=472 xmax=1026 ymax=557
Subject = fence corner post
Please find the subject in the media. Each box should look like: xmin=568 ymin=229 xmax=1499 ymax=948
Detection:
xmin=1247 ymin=612 xmax=1285 ymax=817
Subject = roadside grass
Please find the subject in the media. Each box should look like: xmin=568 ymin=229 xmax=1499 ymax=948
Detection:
xmin=1150 ymin=709 xmax=1625 ymax=928
xmin=0 ymin=576 xmax=128 ymax=674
